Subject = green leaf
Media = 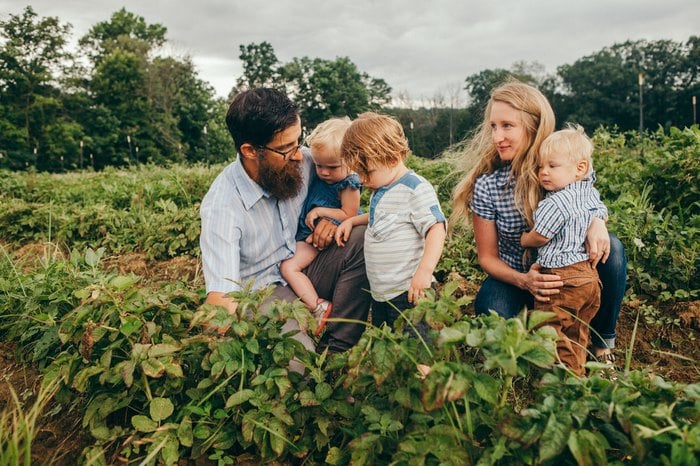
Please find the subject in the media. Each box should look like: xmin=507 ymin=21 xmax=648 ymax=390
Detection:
xmin=268 ymin=418 xmax=288 ymax=457
xmin=299 ymin=390 xmax=319 ymax=407
xmin=141 ymin=358 xmax=165 ymax=378
xmin=90 ymin=424 xmax=112 ymax=441
xmin=119 ymin=316 xmax=142 ymax=337
xmin=245 ymin=337 xmax=260 ymax=354
xmin=71 ymin=366 xmax=105 ymax=393
xmin=85 ymin=248 xmax=98 ymax=267
xmin=315 ymin=382 xmax=333 ymax=401
xmin=121 ymin=360 xmax=135 ymax=387
xmin=436 ymin=326 xmax=466 ymax=345
xmin=269 ymin=403 xmax=294 ymax=426
xmin=110 ymin=275 xmax=138 ymax=290
xmin=325 ymin=446 xmax=344 ymax=465
xmin=522 ymin=345 xmax=556 ymax=368
xmin=225 ymin=389 xmax=254 ymax=408
xmin=473 ymin=372 xmax=499 ymax=405
xmin=193 ymin=424 xmax=212 ymax=439
xmin=272 ymin=340 xmax=296 ymax=365
xmin=371 ymin=339 xmax=396 ymax=386
xmin=132 ymin=414 xmax=158 ymax=432
xmin=161 ymin=432 xmax=180 ymax=466
xmin=539 ymin=413 xmax=572 ymax=461
xmin=147 ymin=343 xmax=180 ymax=358
xmin=527 ymin=310 xmax=557 ymax=330
xmin=164 ymin=361 xmax=184 ymax=378
xmin=568 ymin=429 xmax=609 ymax=466
xmin=150 ymin=397 xmax=174 ymax=422
xmin=177 ymin=416 xmax=193 ymax=447
xmin=274 ymin=376 xmax=292 ymax=397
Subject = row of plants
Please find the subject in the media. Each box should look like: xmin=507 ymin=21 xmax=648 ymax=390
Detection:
xmin=0 ymin=164 xmax=215 ymax=209
xmin=0 ymin=247 xmax=697 ymax=464
xmin=0 ymin=126 xmax=697 ymax=294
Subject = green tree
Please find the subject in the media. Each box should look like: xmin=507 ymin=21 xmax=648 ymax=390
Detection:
xmin=77 ymin=9 xmax=219 ymax=167
xmin=232 ymin=42 xmax=391 ymax=130
xmin=281 ymin=56 xmax=391 ymax=129
xmin=78 ymin=7 xmax=166 ymax=65
xmin=232 ymin=41 xmax=282 ymax=95
xmin=553 ymin=38 xmax=699 ymax=131
xmin=0 ymin=6 xmax=76 ymax=170
xmin=88 ymin=47 xmax=148 ymax=166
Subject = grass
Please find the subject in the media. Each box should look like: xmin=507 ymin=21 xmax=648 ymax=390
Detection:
xmin=0 ymin=378 xmax=60 ymax=466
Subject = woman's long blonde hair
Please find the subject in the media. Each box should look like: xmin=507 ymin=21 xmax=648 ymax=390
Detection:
xmin=451 ymin=80 xmax=555 ymax=228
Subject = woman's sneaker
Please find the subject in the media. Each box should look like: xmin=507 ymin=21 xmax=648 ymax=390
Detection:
xmin=593 ymin=351 xmax=618 ymax=381
xmin=313 ymin=299 xmax=333 ymax=336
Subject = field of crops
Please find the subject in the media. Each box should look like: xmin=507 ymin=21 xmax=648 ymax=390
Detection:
xmin=0 ymin=127 xmax=698 ymax=465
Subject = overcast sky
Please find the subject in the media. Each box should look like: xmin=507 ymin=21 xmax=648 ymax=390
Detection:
xmin=2 ymin=1 xmax=698 ymax=103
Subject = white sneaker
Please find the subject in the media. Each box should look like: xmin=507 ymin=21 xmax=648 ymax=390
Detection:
xmin=313 ymin=299 xmax=333 ymax=336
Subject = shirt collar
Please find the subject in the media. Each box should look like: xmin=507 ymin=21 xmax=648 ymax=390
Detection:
xmin=546 ymin=179 xmax=592 ymax=196
xmin=495 ymin=164 xmax=513 ymax=188
xmin=231 ymin=156 xmax=268 ymax=210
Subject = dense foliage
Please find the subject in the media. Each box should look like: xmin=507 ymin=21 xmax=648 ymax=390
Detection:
xmin=0 ymin=7 xmax=231 ymax=171
xmin=1 ymin=126 xmax=698 ymax=297
xmin=0 ymin=126 xmax=698 ymax=464
xmin=0 ymin=250 xmax=697 ymax=465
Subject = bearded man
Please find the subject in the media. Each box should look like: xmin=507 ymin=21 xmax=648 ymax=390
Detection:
xmin=200 ymin=88 xmax=370 ymax=354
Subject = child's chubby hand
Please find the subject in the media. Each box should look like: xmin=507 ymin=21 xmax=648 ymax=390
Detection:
xmin=305 ymin=208 xmax=322 ymax=231
xmin=408 ymin=268 xmax=432 ymax=303
xmin=335 ymin=219 xmax=354 ymax=247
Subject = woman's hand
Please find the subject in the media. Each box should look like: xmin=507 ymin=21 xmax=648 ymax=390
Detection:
xmin=586 ymin=217 xmax=610 ymax=267
xmin=524 ymin=263 xmax=563 ymax=302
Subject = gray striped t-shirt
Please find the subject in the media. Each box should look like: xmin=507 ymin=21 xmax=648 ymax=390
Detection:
xmin=365 ymin=171 xmax=446 ymax=301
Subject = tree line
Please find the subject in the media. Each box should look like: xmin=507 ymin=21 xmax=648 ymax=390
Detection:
xmin=1 ymin=6 xmax=697 ymax=171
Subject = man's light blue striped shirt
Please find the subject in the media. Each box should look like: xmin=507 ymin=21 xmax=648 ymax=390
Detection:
xmin=200 ymin=150 xmax=313 ymax=294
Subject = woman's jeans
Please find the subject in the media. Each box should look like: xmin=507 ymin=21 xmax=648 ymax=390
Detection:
xmin=474 ymin=234 xmax=627 ymax=349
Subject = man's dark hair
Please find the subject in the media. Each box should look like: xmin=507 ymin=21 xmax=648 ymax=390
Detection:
xmin=226 ymin=88 xmax=300 ymax=153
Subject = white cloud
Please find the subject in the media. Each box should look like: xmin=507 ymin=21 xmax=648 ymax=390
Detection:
xmin=2 ymin=0 xmax=697 ymax=101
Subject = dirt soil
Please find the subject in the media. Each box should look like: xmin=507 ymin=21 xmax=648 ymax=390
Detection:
xmin=1 ymin=251 xmax=698 ymax=464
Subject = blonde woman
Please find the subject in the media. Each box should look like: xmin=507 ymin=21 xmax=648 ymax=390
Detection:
xmin=451 ymin=80 xmax=626 ymax=368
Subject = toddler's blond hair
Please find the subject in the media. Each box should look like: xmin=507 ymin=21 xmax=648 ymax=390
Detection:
xmin=306 ymin=117 xmax=352 ymax=158
xmin=340 ymin=112 xmax=409 ymax=177
xmin=539 ymin=124 xmax=594 ymax=171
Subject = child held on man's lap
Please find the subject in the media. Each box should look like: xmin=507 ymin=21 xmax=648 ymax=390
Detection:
xmin=280 ymin=118 xmax=361 ymax=332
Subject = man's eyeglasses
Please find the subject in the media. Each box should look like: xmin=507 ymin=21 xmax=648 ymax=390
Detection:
xmin=257 ymin=132 xmax=306 ymax=161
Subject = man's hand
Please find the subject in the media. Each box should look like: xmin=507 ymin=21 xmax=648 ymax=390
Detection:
xmin=202 ymin=292 xmax=238 ymax=335
xmin=306 ymin=217 xmax=337 ymax=250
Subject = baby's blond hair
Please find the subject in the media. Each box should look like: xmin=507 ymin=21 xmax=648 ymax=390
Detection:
xmin=539 ymin=124 xmax=594 ymax=170
xmin=306 ymin=117 xmax=352 ymax=158
xmin=340 ymin=112 xmax=409 ymax=177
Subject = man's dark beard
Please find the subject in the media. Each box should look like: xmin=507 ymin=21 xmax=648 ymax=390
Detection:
xmin=257 ymin=156 xmax=303 ymax=200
